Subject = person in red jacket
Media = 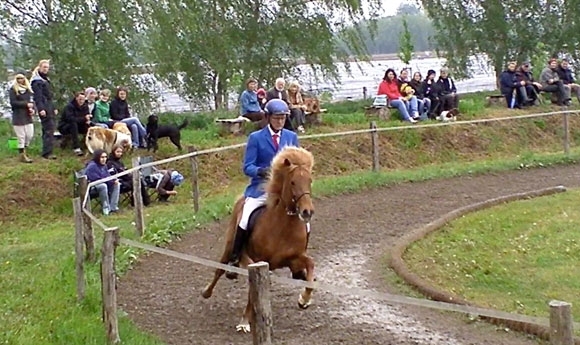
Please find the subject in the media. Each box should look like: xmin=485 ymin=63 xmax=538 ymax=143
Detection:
xmin=377 ymin=68 xmax=419 ymax=123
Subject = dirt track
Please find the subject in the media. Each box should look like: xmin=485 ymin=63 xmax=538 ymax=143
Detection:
xmin=118 ymin=164 xmax=580 ymax=345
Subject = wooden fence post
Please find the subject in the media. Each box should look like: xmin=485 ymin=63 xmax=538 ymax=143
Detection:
xmin=101 ymin=227 xmax=120 ymax=344
xmin=248 ymin=261 xmax=273 ymax=345
xmin=131 ymin=157 xmax=145 ymax=236
xmin=77 ymin=175 xmax=96 ymax=262
xmin=187 ymin=146 xmax=200 ymax=212
xmin=563 ymin=112 xmax=570 ymax=155
xmin=362 ymin=86 xmax=367 ymax=100
xmin=72 ymin=197 xmax=85 ymax=302
xmin=549 ymin=300 xmax=573 ymax=345
xmin=370 ymin=121 xmax=380 ymax=172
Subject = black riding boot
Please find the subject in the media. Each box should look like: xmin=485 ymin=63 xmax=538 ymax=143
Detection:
xmin=226 ymin=226 xmax=247 ymax=279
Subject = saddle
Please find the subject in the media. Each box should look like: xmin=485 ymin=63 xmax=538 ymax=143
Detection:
xmin=246 ymin=205 xmax=267 ymax=236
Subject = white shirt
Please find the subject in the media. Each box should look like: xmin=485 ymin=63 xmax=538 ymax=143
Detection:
xmin=268 ymin=125 xmax=280 ymax=146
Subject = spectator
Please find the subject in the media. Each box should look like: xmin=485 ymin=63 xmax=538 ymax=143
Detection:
xmin=408 ymin=71 xmax=432 ymax=120
xmin=421 ymin=69 xmax=441 ymax=118
xmin=437 ymin=68 xmax=459 ymax=111
xmin=94 ymin=89 xmax=114 ymax=128
xmin=106 ymin=144 xmax=151 ymax=206
xmin=287 ymin=81 xmax=306 ymax=133
xmin=558 ymin=59 xmax=580 ymax=103
xmin=266 ymin=78 xmax=293 ymax=130
xmin=85 ymin=87 xmax=98 ymax=117
xmin=57 ymin=91 xmax=91 ymax=156
xmin=499 ymin=61 xmax=524 ymax=108
xmin=239 ymin=78 xmax=265 ymax=124
xmin=540 ymin=58 xmax=570 ymax=106
xmin=110 ymin=87 xmax=147 ymax=148
xmin=9 ymin=73 xmax=35 ymax=163
xmin=515 ymin=62 xmax=542 ymax=104
xmin=85 ymin=149 xmax=120 ymax=216
xmin=30 ymin=59 xmax=58 ymax=160
xmin=154 ymin=169 xmax=184 ymax=202
xmin=377 ymin=68 xmax=418 ymax=123
xmin=256 ymin=88 xmax=267 ymax=110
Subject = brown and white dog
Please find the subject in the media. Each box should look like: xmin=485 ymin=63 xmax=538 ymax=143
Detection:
xmin=112 ymin=122 xmax=131 ymax=137
xmin=439 ymin=108 xmax=460 ymax=122
xmin=85 ymin=126 xmax=132 ymax=154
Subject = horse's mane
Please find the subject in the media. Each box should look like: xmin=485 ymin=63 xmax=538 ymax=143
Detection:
xmin=264 ymin=146 xmax=314 ymax=196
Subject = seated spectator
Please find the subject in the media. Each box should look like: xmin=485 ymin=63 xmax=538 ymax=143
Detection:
xmin=287 ymin=81 xmax=306 ymax=133
xmin=500 ymin=61 xmax=525 ymax=108
xmin=421 ymin=69 xmax=441 ymax=118
xmin=540 ymin=58 xmax=570 ymax=106
xmin=9 ymin=73 xmax=35 ymax=163
xmin=256 ymin=88 xmax=267 ymax=110
xmin=266 ymin=78 xmax=293 ymax=130
xmin=558 ymin=59 xmax=580 ymax=103
xmin=110 ymin=87 xmax=147 ymax=148
xmin=85 ymin=87 xmax=98 ymax=116
xmin=106 ymin=144 xmax=151 ymax=206
xmin=57 ymin=91 xmax=91 ymax=156
xmin=407 ymin=71 xmax=432 ymax=120
xmin=515 ymin=62 xmax=542 ymax=104
xmin=85 ymin=149 xmax=120 ymax=215
xmin=377 ymin=68 xmax=418 ymax=123
xmin=437 ymin=68 xmax=459 ymax=111
xmin=239 ymin=78 xmax=265 ymax=124
xmin=94 ymin=89 xmax=115 ymax=128
xmin=153 ymin=169 xmax=184 ymax=202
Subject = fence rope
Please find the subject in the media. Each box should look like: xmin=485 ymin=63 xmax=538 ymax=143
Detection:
xmin=82 ymin=109 xmax=578 ymax=208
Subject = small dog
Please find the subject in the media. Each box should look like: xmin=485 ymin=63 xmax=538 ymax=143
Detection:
xmin=85 ymin=126 xmax=132 ymax=154
xmin=146 ymin=115 xmax=189 ymax=152
xmin=439 ymin=108 xmax=459 ymax=122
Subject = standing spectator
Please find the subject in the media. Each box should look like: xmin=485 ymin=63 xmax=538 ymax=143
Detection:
xmin=110 ymin=87 xmax=147 ymax=148
xmin=239 ymin=78 xmax=265 ymax=124
xmin=9 ymin=74 xmax=35 ymax=163
xmin=85 ymin=149 xmax=120 ymax=216
xmin=540 ymin=58 xmax=569 ymax=106
xmin=558 ymin=59 xmax=580 ymax=103
xmin=287 ymin=81 xmax=307 ymax=133
xmin=30 ymin=59 xmax=58 ymax=160
xmin=57 ymin=92 xmax=91 ymax=156
xmin=437 ymin=68 xmax=459 ymax=111
xmin=94 ymin=89 xmax=114 ymax=128
xmin=377 ymin=68 xmax=418 ymax=123
xmin=421 ymin=70 xmax=441 ymax=118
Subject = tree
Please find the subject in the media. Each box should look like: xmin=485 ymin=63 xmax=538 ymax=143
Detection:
xmin=419 ymin=0 xmax=580 ymax=80
xmin=398 ymin=16 xmax=414 ymax=66
xmin=397 ymin=2 xmax=422 ymax=16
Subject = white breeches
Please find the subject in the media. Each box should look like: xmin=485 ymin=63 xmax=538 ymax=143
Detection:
xmin=239 ymin=193 xmax=311 ymax=233
xmin=13 ymin=124 xmax=34 ymax=148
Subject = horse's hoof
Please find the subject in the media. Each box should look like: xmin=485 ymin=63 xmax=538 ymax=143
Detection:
xmin=236 ymin=323 xmax=251 ymax=333
xmin=298 ymin=294 xmax=311 ymax=309
xmin=201 ymin=288 xmax=212 ymax=299
xmin=225 ymin=271 xmax=238 ymax=280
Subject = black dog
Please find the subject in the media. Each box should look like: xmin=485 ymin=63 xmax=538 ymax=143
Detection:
xmin=146 ymin=115 xmax=189 ymax=152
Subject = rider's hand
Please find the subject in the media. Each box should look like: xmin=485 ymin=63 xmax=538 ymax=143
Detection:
xmin=257 ymin=167 xmax=270 ymax=178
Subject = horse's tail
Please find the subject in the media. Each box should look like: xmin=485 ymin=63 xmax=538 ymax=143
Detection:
xmin=222 ymin=195 xmax=245 ymax=258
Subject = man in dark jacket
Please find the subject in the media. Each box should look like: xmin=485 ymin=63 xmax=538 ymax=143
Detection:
xmin=515 ymin=62 xmax=542 ymax=105
xmin=57 ymin=92 xmax=91 ymax=156
xmin=436 ymin=68 xmax=459 ymax=111
xmin=558 ymin=59 xmax=580 ymax=103
xmin=266 ymin=78 xmax=293 ymax=130
xmin=499 ymin=61 xmax=524 ymax=108
xmin=31 ymin=60 xmax=58 ymax=159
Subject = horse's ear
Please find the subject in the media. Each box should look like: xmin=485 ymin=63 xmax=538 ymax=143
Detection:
xmin=283 ymin=158 xmax=291 ymax=166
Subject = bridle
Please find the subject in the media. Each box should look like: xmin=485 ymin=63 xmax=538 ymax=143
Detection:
xmin=287 ymin=191 xmax=311 ymax=216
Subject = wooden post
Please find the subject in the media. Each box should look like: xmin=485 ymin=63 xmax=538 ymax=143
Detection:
xmin=187 ymin=146 xmax=200 ymax=212
xmin=362 ymin=86 xmax=367 ymax=100
xmin=131 ymin=157 xmax=145 ymax=236
xmin=248 ymin=262 xmax=273 ymax=345
xmin=563 ymin=112 xmax=570 ymax=155
xmin=78 ymin=176 xmax=96 ymax=262
xmin=549 ymin=300 xmax=573 ymax=345
xmin=72 ymin=197 xmax=85 ymax=302
xmin=101 ymin=227 xmax=120 ymax=344
xmin=370 ymin=121 xmax=380 ymax=172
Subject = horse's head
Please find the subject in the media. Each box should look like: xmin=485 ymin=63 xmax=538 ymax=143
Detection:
xmin=281 ymin=157 xmax=314 ymax=223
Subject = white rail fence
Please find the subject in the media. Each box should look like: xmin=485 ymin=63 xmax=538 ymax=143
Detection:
xmin=73 ymin=109 xmax=579 ymax=345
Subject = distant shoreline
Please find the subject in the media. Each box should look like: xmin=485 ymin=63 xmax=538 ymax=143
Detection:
xmin=293 ymin=51 xmax=439 ymax=65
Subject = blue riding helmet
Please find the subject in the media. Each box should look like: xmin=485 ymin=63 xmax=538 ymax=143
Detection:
xmin=265 ymin=99 xmax=290 ymax=116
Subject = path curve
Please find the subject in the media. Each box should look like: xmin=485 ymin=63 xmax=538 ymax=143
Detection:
xmin=119 ymin=164 xmax=580 ymax=345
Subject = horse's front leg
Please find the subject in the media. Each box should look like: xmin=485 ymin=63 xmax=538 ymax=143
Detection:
xmin=235 ymin=254 xmax=254 ymax=333
xmin=294 ymin=254 xmax=315 ymax=309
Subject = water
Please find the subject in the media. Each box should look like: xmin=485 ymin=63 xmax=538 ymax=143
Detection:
xmin=2 ymin=56 xmax=497 ymax=118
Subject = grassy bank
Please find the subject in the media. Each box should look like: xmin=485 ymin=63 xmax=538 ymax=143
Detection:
xmin=1 ymin=90 xmax=580 ymax=343
xmin=402 ymin=189 xmax=580 ymax=322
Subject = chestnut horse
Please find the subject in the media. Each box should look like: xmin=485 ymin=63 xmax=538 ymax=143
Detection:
xmin=201 ymin=146 xmax=316 ymax=333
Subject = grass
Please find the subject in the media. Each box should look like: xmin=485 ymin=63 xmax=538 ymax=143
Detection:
xmin=403 ymin=189 xmax=580 ymax=322
xmin=1 ymin=90 xmax=580 ymax=343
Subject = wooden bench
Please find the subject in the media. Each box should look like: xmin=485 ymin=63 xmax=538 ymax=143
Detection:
xmin=485 ymin=94 xmax=506 ymax=107
xmin=304 ymin=108 xmax=327 ymax=125
xmin=215 ymin=116 xmax=251 ymax=135
xmin=364 ymin=106 xmax=392 ymax=121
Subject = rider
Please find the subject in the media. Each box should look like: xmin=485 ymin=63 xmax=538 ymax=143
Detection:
xmin=227 ymin=98 xmax=300 ymax=269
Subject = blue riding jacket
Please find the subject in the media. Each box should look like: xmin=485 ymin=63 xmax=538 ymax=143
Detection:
xmin=243 ymin=125 xmax=299 ymax=198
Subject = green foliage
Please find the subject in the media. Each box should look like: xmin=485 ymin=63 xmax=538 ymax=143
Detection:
xmin=398 ymin=16 xmax=415 ymax=65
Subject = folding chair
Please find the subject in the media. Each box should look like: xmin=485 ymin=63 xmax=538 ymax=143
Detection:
xmin=73 ymin=169 xmax=101 ymax=211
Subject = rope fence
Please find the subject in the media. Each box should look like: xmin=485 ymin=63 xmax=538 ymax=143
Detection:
xmin=72 ymin=108 xmax=579 ymax=345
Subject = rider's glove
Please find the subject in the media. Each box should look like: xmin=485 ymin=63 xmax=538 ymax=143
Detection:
xmin=257 ymin=167 xmax=270 ymax=178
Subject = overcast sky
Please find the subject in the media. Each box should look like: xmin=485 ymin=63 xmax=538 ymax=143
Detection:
xmin=379 ymin=0 xmax=408 ymax=17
